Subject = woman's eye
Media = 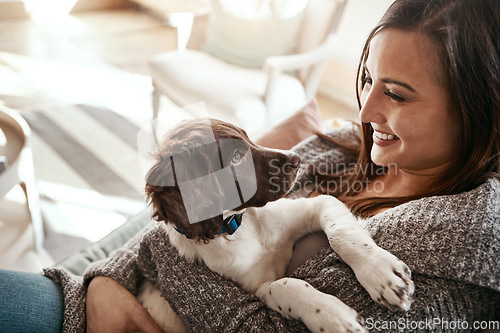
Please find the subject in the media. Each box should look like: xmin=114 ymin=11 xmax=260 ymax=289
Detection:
xmin=384 ymin=91 xmax=406 ymax=103
xmin=231 ymin=149 xmax=243 ymax=164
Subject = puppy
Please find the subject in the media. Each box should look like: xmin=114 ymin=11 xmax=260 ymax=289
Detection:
xmin=138 ymin=119 xmax=414 ymax=333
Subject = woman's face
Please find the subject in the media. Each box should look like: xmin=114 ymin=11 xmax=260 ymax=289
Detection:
xmin=359 ymin=28 xmax=460 ymax=176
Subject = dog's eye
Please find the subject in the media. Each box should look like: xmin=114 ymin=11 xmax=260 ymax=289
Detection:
xmin=231 ymin=149 xmax=244 ymax=165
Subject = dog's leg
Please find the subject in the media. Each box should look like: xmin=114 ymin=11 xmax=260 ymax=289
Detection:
xmin=267 ymin=196 xmax=414 ymax=311
xmin=137 ymin=281 xmax=188 ymax=333
xmin=311 ymin=195 xmax=414 ymax=311
xmin=256 ymin=278 xmax=367 ymax=333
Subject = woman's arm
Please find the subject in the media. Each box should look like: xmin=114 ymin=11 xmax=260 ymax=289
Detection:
xmin=295 ymin=247 xmax=500 ymax=332
xmin=43 ymin=222 xmax=158 ymax=332
xmin=82 ymin=223 xmax=164 ymax=333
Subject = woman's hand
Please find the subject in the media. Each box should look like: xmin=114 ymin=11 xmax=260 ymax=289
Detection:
xmin=86 ymin=276 xmax=164 ymax=333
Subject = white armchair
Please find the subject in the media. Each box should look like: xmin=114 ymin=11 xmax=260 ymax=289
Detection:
xmin=149 ymin=0 xmax=347 ymax=130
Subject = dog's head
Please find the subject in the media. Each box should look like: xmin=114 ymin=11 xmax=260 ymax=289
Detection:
xmin=145 ymin=119 xmax=300 ymax=242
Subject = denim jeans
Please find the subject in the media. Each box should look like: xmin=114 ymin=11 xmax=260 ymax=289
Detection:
xmin=0 ymin=269 xmax=63 ymax=332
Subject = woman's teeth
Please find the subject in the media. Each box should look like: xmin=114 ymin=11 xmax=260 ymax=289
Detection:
xmin=375 ymin=131 xmax=398 ymax=140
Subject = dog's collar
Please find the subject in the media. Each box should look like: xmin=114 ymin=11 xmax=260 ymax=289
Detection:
xmin=174 ymin=213 xmax=244 ymax=238
xmin=220 ymin=213 xmax=244 ymax=235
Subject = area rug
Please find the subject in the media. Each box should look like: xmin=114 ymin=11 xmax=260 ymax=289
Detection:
xmin=22 ymin=103 xmax=150 ymax=262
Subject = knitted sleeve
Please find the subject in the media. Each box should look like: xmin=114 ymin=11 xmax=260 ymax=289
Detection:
xmin=294 ymin=247 xmax=500 ymax=332
xmin=42 ymin=223 xmax=156 ymax=332
xmin=81 ymin=222 xmax=155 ymax=293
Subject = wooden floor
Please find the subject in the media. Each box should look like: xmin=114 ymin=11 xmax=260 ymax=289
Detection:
xmin=0 ymin=6 xmax=356 ymax=272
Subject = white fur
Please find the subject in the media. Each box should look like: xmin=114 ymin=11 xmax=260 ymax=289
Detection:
xmin=137 ymin=195 xmax=414 ymax=333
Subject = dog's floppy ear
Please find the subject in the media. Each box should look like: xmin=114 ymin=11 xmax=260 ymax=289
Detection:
xmin=145 ymin=156 xmax=184 ymax=225
xmin=145 ymin=156 xmax=176 ymax=187
xmin=145 ymin=155 xmax=224 ymax=242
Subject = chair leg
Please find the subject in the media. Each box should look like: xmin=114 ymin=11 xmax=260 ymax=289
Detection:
xmin=152 ymin=86 xmax=161 ymax=121
xmin=19 ymin=150 xmax=44 ymax=252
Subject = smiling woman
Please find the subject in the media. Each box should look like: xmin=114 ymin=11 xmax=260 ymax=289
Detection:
xmin=319 ymin=0 xmax=500 ymax=217
xmin=359 ymin=29 xmax=460 ymax=186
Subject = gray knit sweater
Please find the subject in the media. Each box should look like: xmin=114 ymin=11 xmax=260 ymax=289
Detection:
xmin=44 ymin=126 xmax=500 ymax=332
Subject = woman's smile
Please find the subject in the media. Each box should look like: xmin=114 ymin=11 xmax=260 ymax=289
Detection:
xmin=372 ymin=129 xmax=399 ymax=147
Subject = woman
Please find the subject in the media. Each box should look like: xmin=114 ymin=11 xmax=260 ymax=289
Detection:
xmin=2 ymin=0 xmax=498 ymax=332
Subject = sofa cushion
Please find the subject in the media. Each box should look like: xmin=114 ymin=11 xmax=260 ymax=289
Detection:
xmin=56 ymin=208 xmax=153 ymax=276
xmin=204 ymin=0 xmax=308 ymax=68
xmin=255 ymin=98 xmax=323 ymax=150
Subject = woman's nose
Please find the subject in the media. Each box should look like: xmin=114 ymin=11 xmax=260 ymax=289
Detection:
xmin=359 ymin=89 xmax=386 ymax=124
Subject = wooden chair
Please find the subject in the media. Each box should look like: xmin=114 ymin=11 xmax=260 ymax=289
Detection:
xmin=148 ymin=0 xmax=347 ymax=129
xmin=0 ymin=106 xmax=43 ymax=251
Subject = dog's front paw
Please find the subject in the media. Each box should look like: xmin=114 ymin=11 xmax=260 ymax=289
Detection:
xmin=259 ymin=279 xmax=367 ymax=333
xmin=302 ymin=293 xmax=367 ymax=333
xmin=354 ymin=248 xmax=414 ymax=311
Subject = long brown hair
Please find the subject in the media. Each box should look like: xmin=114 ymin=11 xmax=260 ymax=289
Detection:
xmin=319 ymin=0 xmax=500 ymax=217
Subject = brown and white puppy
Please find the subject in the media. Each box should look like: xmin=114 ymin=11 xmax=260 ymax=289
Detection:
xmin=138 ymin=119 xmax=414 ymax=333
